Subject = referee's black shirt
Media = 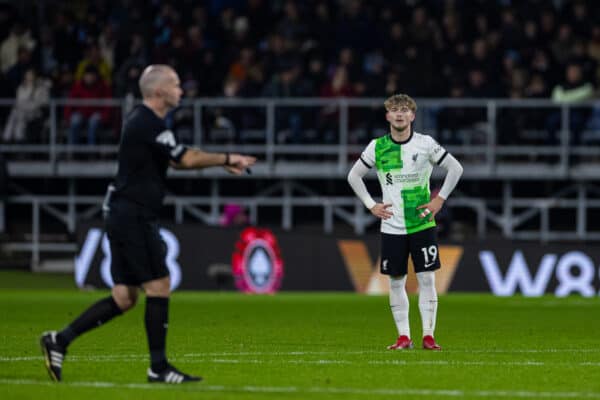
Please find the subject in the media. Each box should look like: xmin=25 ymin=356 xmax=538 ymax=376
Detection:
xmin=112 ymin=104 xmax=187 ymax=217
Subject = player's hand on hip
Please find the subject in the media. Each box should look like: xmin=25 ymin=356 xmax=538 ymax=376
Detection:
xmin=417 ymin=196 xmax=445 ymax=221
xmin=370 ymin=203 xmax=393 ymax=220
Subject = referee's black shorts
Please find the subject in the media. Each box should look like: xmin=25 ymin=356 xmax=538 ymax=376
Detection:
xmin=380 ymin=227 xmax=441 ymax=276
xmin=104 ymin=199 xmax=169 ymax=286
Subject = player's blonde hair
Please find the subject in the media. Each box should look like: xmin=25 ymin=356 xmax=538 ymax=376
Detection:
xmin=384 ymin=94 xmax=417 ymax=112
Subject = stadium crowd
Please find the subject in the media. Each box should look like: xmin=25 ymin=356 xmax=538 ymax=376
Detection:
xmin=0 ymin=0 xmax=599 ymax=144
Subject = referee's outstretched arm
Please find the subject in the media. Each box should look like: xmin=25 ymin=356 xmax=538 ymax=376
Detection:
xmin=138 ymin=64 xmax=256 ymax=175
xmin=172 ymin=149 xmax=256 ymax=175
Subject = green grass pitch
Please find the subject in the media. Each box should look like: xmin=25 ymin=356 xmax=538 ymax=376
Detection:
xmin=1 ymin=272 xmax=599 ymax=399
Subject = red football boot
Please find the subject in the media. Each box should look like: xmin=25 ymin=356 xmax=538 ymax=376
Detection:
xmin=387 ymin=335 xmax=414 ymax=350
xmin=422 ymin=335 xmax=441 ymax=350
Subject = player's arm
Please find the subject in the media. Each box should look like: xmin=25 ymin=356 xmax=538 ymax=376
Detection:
xmin=171 ymin=148 xmax=256 ymax=174
xmin=151 ymin=129 xmax=255 ymax=174
xmin=347 ymin=157 xmax=393 ymax=220
xmin=417 ymin=153 xmax=463 ymax=221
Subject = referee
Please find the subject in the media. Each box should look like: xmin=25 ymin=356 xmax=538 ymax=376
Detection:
xmin=40 ymin=65 xmax=256 ymax=384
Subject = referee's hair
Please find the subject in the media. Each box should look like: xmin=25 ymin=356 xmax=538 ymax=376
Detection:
xmin=139 ymin=64 xmax=176 ymax=99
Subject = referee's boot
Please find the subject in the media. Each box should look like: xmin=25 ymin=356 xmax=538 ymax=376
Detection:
xmin=147 ymin=364 xmax=202 ymax=384
xmin=387 ymin=335 xmax=414 ymax=350
xmin=422 ymin=335 xmax=442 ymax=350
xmin=40 ymin=331 xmax=67 ymax=381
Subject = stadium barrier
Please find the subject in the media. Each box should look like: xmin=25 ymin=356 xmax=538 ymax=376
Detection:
xmin=1 ymin=97 xmax=600 ymax=178
xmin=75 ymin=224 xmax=600 ymax=296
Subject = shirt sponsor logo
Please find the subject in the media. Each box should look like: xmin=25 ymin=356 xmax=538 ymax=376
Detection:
xmin=385 ymin=173 xmax=393 ymax=185
xmin=394 ymin=173 xmax=420 ymax=183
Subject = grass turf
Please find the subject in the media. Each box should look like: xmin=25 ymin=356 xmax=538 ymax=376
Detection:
xmin=0 ymin=273 xmax=599 ymax=399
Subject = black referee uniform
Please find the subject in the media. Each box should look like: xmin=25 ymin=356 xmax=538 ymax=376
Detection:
xmin=105 ymin=104 xmax=187 ymax=286
xmin=41 ymin=69 xmax=203 ymax=384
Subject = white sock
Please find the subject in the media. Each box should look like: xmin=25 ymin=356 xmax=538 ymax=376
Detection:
xmin=389 ymin=275 xmax=410 ymax=337
xmin=417 ymin=271 xmax=438 ymax=337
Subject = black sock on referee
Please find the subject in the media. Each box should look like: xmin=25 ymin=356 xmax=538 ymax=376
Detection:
xmin=56 ymin=296 xmax=123 ymax=347
xmin=145 ymin=296 xmax=170 ymax=372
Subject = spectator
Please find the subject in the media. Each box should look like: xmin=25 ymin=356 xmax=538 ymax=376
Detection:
xmin=227 ymin=47 xmax=257 ymax=85
xmin=547 ymin=63 xmax=594 ymax=144
xmin=569 ymin=39 xmax=597 ymax=84
xmin=74 ymin=43 xmax=112 ymax=85
xmin=64 ymin=65 xmax=112 ymax=145
xmin=551 ymin=24 xmax=576 ymax=66
xmin=552 ymin=62 xmax=594 ymax=103
xmin=0 ymin=20 xmax=36 ymax=73
xmin=5 ymin=46 xmax=34 ymax=94
xmin=98 ymin=24 xmax=117 ymax=70
xmin=171 ymin=77 xmax=199 ymax=144
xmin=277 ymin=0 xmax=308 ymax=43
xmin=36 ymin=26 xmax=59 ymax=76
xmin=306 ymin=1 xmax=336 ymax=55
xmin=3 ymin=68 xmax=50 ymax=143
xmin=115 ymin=32 xmax=147 ymax=71
xmin=304 ymin=55 xmax=326 ymax=94
xmin=437 ymin=82 xmax=471 ymax=145
xmin=1 ymin=0 xmax=600 ymax=117
xmin=318 ymin=66 xmax=355 ymax=143
xmin=52 ymin=11 xmax=79 ymax=68
xmin=263 ymin=64 xmax=313 ymax=143
xmin=588 ymin=26 xmax=600 ymax=82
xmin=51 ymin=64 xmax=75 ymax=98
xmin=115 ymin=63 xmax=143 ymax=115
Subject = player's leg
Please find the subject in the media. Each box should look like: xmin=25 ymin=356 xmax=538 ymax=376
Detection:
xmin=141 ymin=221 xmax=201 ymax=383
xmin=58 ymin=285 xmax=136 ymax=345
xmin=142 ymin=277 xmax=201 ymax=383
xmin=416 ymin=271 xmax=440 ymax=350
xmin=142 ymin=276 xmax=171 ymax=374
xmin=409 ymin=227 xmax=442 ymax=350
xmin=388 ymin=274 xmax=414 ymax=350
xmin=40 ymin=229 xmax=136 ymax=383
xmin=381 ymin=233 xmax=413 ymax=350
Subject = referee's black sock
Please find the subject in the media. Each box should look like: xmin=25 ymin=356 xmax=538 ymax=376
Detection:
xmin=56 ymin=296 xmax=123 ymax=347
xmin=145 ymin=296 xmax=169 ymax=373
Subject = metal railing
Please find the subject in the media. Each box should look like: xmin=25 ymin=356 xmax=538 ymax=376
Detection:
xmin=1 ymin=97 xmax=599 ymax=178
xmin=2 ymin=97 xmax=600 ymax=267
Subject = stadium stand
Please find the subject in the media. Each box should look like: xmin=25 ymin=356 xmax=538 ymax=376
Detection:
xmin=0 ymin=0 xmax=600 ymax=267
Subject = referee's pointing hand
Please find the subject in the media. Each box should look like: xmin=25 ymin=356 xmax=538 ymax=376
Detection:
xmin=224 ymin=154 xmax=257 ymax=175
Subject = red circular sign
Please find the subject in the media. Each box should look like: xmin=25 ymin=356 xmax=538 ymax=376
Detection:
xmin=232 ymin=227 xmax=284 ymax=293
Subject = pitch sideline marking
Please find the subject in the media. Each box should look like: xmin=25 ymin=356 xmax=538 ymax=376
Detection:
xmin=3 ymin=355 xmax=600 ymax=368
xmin=4 ymin=347 xmax=600 ymax=362
xmin=0 ymin=379 xmax=599 ymax=398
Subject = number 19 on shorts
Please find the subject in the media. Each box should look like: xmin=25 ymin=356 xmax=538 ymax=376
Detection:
xmin=421 ymin=245 xmax=438 ymax=268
